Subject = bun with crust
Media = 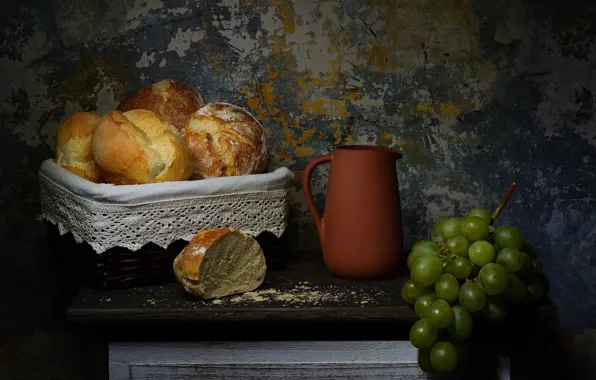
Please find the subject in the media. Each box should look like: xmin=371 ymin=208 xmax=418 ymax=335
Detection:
xmin=55 ymin=112 xmax=103 ymax=183
xmin=91 ymin=109 xmax=193 ymax=185
xmin=117 ymin=79 xmax=205 ymax=132
xmin=184 ymin=102 xmax=268 ymax=179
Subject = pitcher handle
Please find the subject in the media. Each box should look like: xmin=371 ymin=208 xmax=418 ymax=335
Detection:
xmin=302 ymin=154 xmax=332 ymax=240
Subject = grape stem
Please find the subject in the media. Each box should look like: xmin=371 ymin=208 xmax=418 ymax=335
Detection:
xmin=490 ymin=182 xmax=517 ymax=225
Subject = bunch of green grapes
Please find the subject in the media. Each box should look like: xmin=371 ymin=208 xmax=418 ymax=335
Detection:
xmin=401 ymin=208 xmax=549 ymax=374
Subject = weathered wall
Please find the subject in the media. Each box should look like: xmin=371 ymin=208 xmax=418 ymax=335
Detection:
xmin=1 ymin=0 xmax=595 ymax=376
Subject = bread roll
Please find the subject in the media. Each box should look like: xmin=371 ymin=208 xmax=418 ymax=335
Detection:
xmin=91 ymin=109 xmax=194 ymax=185
xmin=55 ymin=112 xmax=103 ymax=183
xmin=117 ymin=80 xmax=205 ymax=132
xmin=173 ymin=227 xmax=267 ymax=299
xmin=184 ymin=102 xmax=269 ymax=179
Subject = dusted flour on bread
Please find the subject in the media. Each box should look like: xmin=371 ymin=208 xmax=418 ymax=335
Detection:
xmin=184 ymin=102 xmax=269 ymax=179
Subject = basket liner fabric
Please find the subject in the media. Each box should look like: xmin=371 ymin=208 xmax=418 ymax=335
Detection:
xmin=38 ymin=159 xmax=294 ymax=254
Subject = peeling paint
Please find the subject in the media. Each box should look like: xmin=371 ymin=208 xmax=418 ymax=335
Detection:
xmin=274 ymin=1 xmax=296 ymax=34
xmin=167 ymin=28 xmax=207 ymax=58
xmin=127 ymin=0 xmax=164 ymax=30
xmin=302 ymin=98 xmax=347 ymax=119
xmin=1 ymin=0 xmax=596 ymax=335
xmin=136 ymin=51 xmax=156 ymax=68
xmin=294 ymin=146 xmax=314 ymax=157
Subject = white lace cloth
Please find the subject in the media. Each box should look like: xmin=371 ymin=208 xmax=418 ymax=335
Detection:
xmin=38 ymin=159 xmax=294 ymax=254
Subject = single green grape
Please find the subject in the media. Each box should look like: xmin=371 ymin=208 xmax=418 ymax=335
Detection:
xmin=409 ymin=318 xmax=439 ymax=349
xmin=415 ymin=292 xmax=438 ymax=318
xmin=502 ymin=274 xmax=526 ymax=304
xmin=442 ymin=258 xmax=453 ymax=271
xmin=412 ymin=241 xmax=439 ymax=258
xmin=408 ymin=241 xmax=440 ymax=270
xmin=495 ymin=248 xmax=525 ymax=273
xmin=525 ymin=277 xmax=546 ymax=303
xmin=443 ymin=261 xmax=455 ymax=274
xmin=432 ymin=234 xmax=444 ymax=246
xmin=448 ymin=305 xmax=473 ymax=340
xmin=410 ymin=242 xmax=439 ymax=267
xmin=440 ymin=218 xmax=463 ymax=240
xmin=413 ymin=240 xmax=429 ymax=249
xmin=433 ymin=220 xmax=446 ymax=237
xmin=401 ymin=280 xmax=426 ymax=304
xmin=417 ymin=349 xmax=435 ymax=373
xmin=447 ymin=257 xmax=473 ymax=279
xmin=466 ymin=208 xmax=491 ymax=224
xmin=520 ymin=241 xmax=538 ymax=258
xmin=430 ymin=341 xmax=458 ymax=373
xmin=427 ymin=299 xmax=454 ymax=328
xmin=495 ymin=226 xmax=523 ymax=250
xmin=461 ymin=216 xmax=489 ymax=242
xmin=411 ymin=256 xmax=443 ymax=287
xmin=468 ymin=240 xmax=495 ymax=267
xmin=479 ymin=263 xmax=508 ymax=295
xmin=445 ymin=235 xmax=470 ymax=257
xmin=434 ymin=274 xmax=460 ymax=303
xmin=458 ymin=282 xmax=486 ymax=312
xmin=484 ymin=296 xmax=509 ymax=324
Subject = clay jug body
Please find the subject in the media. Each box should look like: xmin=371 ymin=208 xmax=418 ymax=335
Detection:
xmin=303 ymin=145 xmax=403 ymax=280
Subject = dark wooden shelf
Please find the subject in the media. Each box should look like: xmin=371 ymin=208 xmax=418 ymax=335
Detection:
xmin=66 ymin=251 xmax=417 ymax=325
xmin=65 ymin=249 xmax=560 ymax=378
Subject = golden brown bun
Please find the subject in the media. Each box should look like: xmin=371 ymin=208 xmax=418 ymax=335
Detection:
xmin=55 ymin=112 xmax=103 ymax=183
xmin=117 ymin=80 xmax=205 ymax=132
xmin=91 ymin=109 xmax=194 ymax=185
xmin=184 ymin=102 xmax=269 ymax=179
xmin=173 ymin=227 xmax=267 ymax=299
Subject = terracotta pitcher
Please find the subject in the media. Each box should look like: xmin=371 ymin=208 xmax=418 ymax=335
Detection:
xmin=303 ymin=145 xmax=404 ymax=280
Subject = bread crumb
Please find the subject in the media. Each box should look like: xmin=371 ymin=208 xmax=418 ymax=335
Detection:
xmin=258 ymin=289 xmax=278 ymax=295
xmin=275 ymin=294 xmax=295 ymax=302
xmin=189 ymin=282 xmax=389 ymax=308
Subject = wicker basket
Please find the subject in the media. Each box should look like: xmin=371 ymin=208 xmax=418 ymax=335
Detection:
xmin=49 ymin=227 xmax=286 ymax=290
xmin=39 ymin=160 xmax=293 ymax=290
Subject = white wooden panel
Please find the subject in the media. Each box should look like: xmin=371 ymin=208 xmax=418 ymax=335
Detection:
xmin=109 ymin=341 xmax=430 ymax=380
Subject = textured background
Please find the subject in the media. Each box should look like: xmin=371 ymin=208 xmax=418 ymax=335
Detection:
xmin=1 ymin=0 xmax=595 ymax=378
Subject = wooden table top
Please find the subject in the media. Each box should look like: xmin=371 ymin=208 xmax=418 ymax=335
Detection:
xmin=66 ymin=251 xmax=418 ymax=325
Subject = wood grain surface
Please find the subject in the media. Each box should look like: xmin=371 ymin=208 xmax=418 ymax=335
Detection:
xmin=67 ymin=251 xmax=417 ymax=325
xmin=108 ymin=341 xmax=430 ymax=380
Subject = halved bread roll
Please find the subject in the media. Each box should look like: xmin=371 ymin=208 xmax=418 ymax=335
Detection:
xmin=55 ymin=112 xmax=103 ymax=183
xmin=91 ymin=109 xmax=193 ymax=185
xmin=173 ymin=227 xmax=267 ymax=299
